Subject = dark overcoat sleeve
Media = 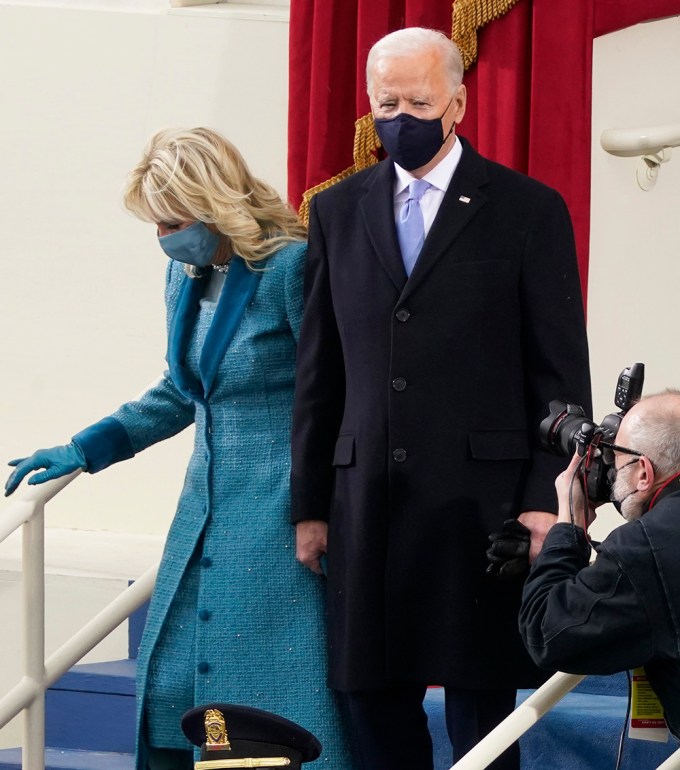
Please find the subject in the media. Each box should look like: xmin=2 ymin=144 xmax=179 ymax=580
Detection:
xmin=290 ymin=195 xmax=345 ymax=523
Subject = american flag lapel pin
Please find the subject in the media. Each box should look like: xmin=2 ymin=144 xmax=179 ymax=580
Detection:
xmin=459 ymin=195 xmax=471 ymax=203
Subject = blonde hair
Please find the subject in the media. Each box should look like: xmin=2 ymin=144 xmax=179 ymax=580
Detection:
xmin=123 ymin=127 xmax=306 ymax=269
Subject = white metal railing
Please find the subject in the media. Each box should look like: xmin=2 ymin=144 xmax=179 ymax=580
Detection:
xmin=0 ymin=471 xmax=158 ymax=770
xmin=450 ymin=672 xmax=584 ymax=769
xmin=449 ymin=671 xmax=680 ymax=769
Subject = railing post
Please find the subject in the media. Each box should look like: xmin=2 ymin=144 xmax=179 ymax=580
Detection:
xmin=21 ymin=503 xmax=45 ymax=770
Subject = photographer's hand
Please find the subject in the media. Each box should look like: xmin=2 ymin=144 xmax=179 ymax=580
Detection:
xmin=555 ymin=452 xmax=597 ymax=530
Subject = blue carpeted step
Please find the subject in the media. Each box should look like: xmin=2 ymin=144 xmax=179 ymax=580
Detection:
xmin=45 ymin=659 xmax=136 ymax=753
xmin=425 ymin=685 xmax=678 ymax=770
xmin=0 ymin=748 xmax=134 ymax=770
xmin=572 ymin=670 xmax=628 ymax=697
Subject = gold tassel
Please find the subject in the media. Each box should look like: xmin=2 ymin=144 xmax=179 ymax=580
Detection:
xmin=298 ymin=114 xmax=381 ymax=226
xmin=298 ymin=1 xmax=519 ymax=224
xmin=452 ymin=0 xmax=520 ymax=70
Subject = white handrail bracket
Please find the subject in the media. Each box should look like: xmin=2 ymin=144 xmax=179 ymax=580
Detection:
xmin=637 ymin=147 xmax=672 ymax=191
xmin=600 ymin=123 xmax=680 ymax=191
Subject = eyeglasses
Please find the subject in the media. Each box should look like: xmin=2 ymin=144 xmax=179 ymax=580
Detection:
xmin=599 ymin=441 xmax=644 ymax=459
xmin=613 ymin=457 xmax=640 ymax=474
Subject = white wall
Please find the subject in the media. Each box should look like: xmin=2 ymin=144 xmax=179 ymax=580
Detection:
xmin=0 ymin=2 xmax=290 ymax=534
xmin=588 ymin=15 xmax=680 ymax=539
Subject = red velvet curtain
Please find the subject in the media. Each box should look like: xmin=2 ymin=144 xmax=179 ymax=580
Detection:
xmin=288 ymin=0 xmax=680 ymax=295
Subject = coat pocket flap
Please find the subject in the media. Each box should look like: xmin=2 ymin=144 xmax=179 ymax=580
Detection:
xmin=468 ymin=430 xmax=530 ymax=460
xmin=332 ymin=434 xmax=356 ymax=467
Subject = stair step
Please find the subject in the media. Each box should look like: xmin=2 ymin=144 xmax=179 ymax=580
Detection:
xmin=46 ymin=660 xmax=136 ymax=753
xmin=0 ymin=748 xmax=134 ymax=770
xmin=51 ymin=659 xmax=136 ymax=695
xmin=424 ymin=687 xmax=678 ymax=770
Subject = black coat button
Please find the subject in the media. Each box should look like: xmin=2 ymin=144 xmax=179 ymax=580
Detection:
xmin=395 ymin=308 xmax=410 ymax=322
xmin=392 ymin=377 xmax=407 ymax=391
xmin=392 ymin=448 xmax=407 ymax=462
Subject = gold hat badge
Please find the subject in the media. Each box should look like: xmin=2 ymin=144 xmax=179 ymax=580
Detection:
xmin=196 ymin=708 xmax=291 ymax=769
xmin=205 ymin=708 xmax=231 ymax=751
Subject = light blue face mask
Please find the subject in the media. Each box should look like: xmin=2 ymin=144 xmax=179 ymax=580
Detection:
xmin=158 ymin=221 xmax=220 ymax=267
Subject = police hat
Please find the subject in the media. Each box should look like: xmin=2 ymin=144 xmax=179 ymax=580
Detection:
xmin=181 ymin=703 xmax=322 ymax=769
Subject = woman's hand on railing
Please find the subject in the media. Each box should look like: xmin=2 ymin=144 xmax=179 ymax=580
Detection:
xmin=5 ymin=442 xmax=87 ymax=496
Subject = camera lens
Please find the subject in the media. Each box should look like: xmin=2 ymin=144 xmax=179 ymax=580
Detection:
xmin=539 ymin=401 xmax=593 ymax=457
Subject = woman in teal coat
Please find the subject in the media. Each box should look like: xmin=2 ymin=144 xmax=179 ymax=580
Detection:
xmin=5 ymin=128 xmax=355 ymax=770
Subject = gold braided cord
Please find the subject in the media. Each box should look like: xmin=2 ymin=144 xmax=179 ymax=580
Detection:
xmin=298 ymin=1 xmax=518 ymax=224
xmin=298 ymin=113 xmax=381 ymax=225
xmin=452 ymin=0 xmax=520 ymax=70
xmin=298 ymin=164 xmax=358 ymax=227
xmin=353 ymin=113 xmax=381 ymax=171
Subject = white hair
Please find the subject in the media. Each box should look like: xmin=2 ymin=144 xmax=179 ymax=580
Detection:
xmin=366 ymin=27 xmax=464 ymax=95
xmin=626 ymin=390 xmax=680 ymax=476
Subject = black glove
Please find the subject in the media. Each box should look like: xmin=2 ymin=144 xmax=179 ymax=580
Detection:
xmin=486 ymin=518 xmax=531 ymax=579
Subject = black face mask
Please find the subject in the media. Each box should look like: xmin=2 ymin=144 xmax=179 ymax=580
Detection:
xmin=611 ymin=490 xmax=636 ymax=516
xmin=374 ymin=99 xmax=455 ymax=171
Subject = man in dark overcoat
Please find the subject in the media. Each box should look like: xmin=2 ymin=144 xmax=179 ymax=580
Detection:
xmin=291 ymin=26 xmax=592 ymax=770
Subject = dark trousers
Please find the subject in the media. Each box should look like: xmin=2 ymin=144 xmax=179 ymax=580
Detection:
xmin=340 ymin=685 xmax=519 ymax=770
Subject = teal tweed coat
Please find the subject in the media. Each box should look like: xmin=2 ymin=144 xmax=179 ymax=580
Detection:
xmin=73 ymin=242 xmax=354 ymax=769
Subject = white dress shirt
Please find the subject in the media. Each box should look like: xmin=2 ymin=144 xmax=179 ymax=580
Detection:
xmin=393 ymin=137 xmax=463 ymax=239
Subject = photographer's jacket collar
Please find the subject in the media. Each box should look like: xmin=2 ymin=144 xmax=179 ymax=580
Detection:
xmin=647 ymin=472 xmax=680 ymax=512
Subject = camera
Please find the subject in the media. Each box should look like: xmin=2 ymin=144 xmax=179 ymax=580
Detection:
xmin=539 ymin=363 xmax=645 ymax=503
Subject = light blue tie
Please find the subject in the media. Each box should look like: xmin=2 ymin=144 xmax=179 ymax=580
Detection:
xmin=396 ymin=179 xmax=431 ymax=276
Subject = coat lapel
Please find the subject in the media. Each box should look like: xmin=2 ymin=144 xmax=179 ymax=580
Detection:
xmin=358 ymin=160 xmax=407 ymax=292
xmin=199 ymin=256 xmax=261 ymax=397
xmin=167 ymin=268 xmax=206 ymax=400
xmin=401 ymin=137 xmax=489 ymax=300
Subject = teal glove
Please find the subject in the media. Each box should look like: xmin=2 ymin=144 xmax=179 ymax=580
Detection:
xmin=5 ymin=442 xmax=87 ymax=497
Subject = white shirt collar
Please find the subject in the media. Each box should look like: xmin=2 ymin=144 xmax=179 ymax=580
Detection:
xmin=393 ymin=137 xmax=463 ymax=198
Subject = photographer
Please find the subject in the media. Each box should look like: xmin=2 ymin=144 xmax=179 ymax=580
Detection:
xmin=519 ymin=391 xmax=680 ymax=738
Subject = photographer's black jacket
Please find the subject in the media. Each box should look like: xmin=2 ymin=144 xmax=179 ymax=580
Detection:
xmin=519 ymin=480 xmax=680 ymax=738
